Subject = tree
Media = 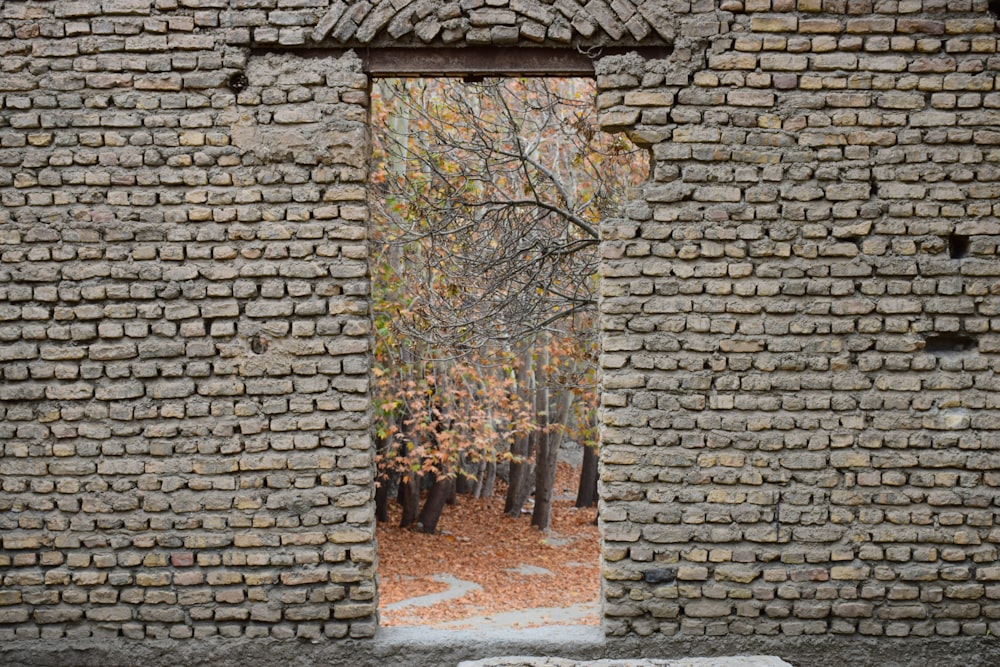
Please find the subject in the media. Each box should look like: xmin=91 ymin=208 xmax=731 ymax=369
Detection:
xmin=370 ymin=76 xmax=645 ymax=531
xmin=373 ymin=355 xmax=536 ymax=532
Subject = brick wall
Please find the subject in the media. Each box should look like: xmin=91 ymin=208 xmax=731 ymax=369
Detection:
xmin=0 ymin=26 xmax=376 ymax=639
xmin=1 ymin=0 xmax=999 ymax=645
xmin=596 ymin=1 xmax=1000 ymax=639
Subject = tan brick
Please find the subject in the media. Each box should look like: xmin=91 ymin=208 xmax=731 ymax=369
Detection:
xmin=751 ymin=15 xmax=797 ymax=32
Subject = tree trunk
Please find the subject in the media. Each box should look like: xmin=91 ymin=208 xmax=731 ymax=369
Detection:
xmin=454 ymin=465 xmax=471 ymax=496
xmin=472 ymin=458 xmax=486 ymax=498
xmin=375 ymin=471 xmax=391 ymax=523
xmin=530 ymin=431 xmax=556 ymax=530
xmin=395 ymin=403 xmax=422 ymax=528
xmin=505 ymin=432 xmax=534 ymax=516
xmin=398 ymin=472 xmax=421 ymax=528
xmin=504 ymin=451 xmax=521 ymax=514
xmin=575 ymin=442 xmax=599 ymax=508
xmin=529 ymin=359 xmax=553 ymax=529
xmin=504 ymin=352 xmax=536 ymax=517
xmin=417 ymin=473 xmax=453 ymax=533
xmin=481 ymin=459 xmax=496 ymax=498
xmin=531 ymin=373 xmax=572 ymax=531
xmin=375 ymin=430 xmax=393 ymax=523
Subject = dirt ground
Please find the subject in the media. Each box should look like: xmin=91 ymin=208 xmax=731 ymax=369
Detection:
xmin=377 ymin=462 xmax=601 ymax=628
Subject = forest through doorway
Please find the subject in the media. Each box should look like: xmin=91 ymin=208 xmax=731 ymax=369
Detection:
xmin=367 ymin=75 xmax=647 ymax=629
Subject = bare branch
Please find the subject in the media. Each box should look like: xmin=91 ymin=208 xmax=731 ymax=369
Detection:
xmin=371 ymin=77 xmax=645 ymax=353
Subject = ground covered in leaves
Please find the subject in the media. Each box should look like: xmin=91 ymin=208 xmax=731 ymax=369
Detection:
xmin=377 ymin=462 xmax=600 ymax=628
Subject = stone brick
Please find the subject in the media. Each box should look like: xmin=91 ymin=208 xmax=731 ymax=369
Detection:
xmin=2 ymin=0 xmax=1000 ymax=650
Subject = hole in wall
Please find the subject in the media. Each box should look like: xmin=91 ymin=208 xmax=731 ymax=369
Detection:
xmin=369 ymin=75 xmax=646 ymax=632
xmin=228 ymin=71 xmax=249 ymax=93
xmin=989 ymin=0 xmax=1000 ymax=18
xmin=948 ymin=234 xmax=970 ymax=259
xmin=923 ymin=333 xmax=977 ymax=354
xmin=249 ymin=334 xmax=268 ymax=354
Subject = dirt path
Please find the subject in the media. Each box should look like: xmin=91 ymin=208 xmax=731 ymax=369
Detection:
xmin=377 ymin=463 xmax=601 ymax=629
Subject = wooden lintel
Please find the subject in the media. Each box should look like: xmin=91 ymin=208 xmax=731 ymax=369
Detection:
xmin=263 ymin=46 xmax=672 ymax=78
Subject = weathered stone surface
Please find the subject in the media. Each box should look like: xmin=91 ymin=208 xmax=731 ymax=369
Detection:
xmin=1 ymin=0 xmax=999 ymax=650
xmin=459 ymin=659 xmax=792 ymax=667
xmin=304 ymin=0 xmax=667 ymax=46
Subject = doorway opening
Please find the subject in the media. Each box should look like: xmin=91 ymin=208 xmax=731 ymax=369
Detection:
xmin=367 ymin=74 xmax=647 ymax=630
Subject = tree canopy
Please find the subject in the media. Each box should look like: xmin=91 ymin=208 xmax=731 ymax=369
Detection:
xmin=370 ymin=76 xmax=646 ymax=532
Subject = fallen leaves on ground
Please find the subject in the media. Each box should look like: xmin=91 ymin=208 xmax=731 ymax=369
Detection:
xmin=377 ymin=462 xmax=600 ymax=628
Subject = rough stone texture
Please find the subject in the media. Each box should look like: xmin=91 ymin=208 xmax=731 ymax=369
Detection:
xmin=303 ymin=0 xmax=674 ymax=46
xmin=458 ymin=656 xmax=792 ymax=666
xmin=3 ymin=631 xmax=1000 ymax=667
xmin=0 ymin=42 xmax=376 ymax=642
xmin=1 ymin=0 xmax=1000 ymax=656
xmin=595 ymin=1 xmax=1000 ymax=642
